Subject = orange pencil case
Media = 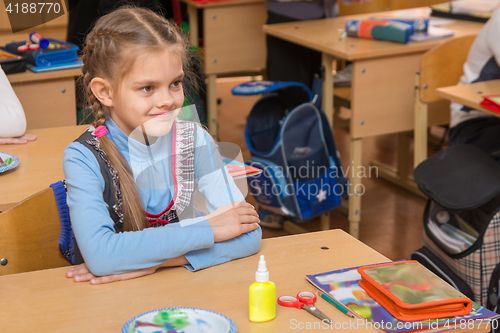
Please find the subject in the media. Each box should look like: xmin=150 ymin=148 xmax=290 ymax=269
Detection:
xmin=357 ymin=260 xmax=472 ymax=321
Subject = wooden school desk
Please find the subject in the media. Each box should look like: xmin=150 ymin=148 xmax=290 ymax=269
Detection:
xmin=0 ymin=229 xmax=490 ymax=332
xmin=7 ymin=68 xmax=81 ymax=130
xmin=411 ymin=80 xmax=500 ymax=168
xmin=263 ymin=8 xmax=483 ymax=239
xmin=435 ymin=79 xmax=500 ymax=117
xmin=180 ymin=0 xmax=266 ymax=138
xmin=0 ymin=125 xmax=86 ymax=212
xmin=412 ymin=80 xmax=500 ymax=164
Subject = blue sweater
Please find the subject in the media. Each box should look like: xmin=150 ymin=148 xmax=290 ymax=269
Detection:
xmin=63 ymin=118 xmax=261 ymax=276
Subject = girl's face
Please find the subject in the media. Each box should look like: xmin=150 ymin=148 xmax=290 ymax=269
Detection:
xmin=110 ymin=48 xmax=184 ymax=137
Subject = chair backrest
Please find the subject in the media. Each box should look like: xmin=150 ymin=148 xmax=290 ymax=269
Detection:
xmin=0 ymin=188 xmax=70 ymax=276
xmin=419 ymin=34 xmax=477 ymax=103
xmin=338 ymin=0 xmax=391 ymax=16
xmin=391 ymin=0 xmax=447 ymax=10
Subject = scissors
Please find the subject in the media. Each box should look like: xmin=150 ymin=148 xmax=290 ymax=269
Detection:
xmin=278 ymin=291 xmax=332 ymax=323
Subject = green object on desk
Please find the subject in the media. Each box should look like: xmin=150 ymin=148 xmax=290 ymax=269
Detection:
xmin=318 ymin=291 xmax=355 ymax=318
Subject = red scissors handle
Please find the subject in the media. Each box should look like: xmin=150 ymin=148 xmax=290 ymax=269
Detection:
xmin=297 ymin=291 xmax=316 ymax=306
xmin=278 ymin=291 xmax=317 ymax=309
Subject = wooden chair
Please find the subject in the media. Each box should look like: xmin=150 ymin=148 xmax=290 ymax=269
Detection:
xmin=0 ymin=187 xmax=70 ymax=276
xmin=414 ymin=34 xmax=477 ymax=167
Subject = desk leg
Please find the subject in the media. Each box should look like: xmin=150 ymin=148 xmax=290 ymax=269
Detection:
xmin=187 ymin=5 xmax=199 ymax=47
xmin=320 ymin=53 xmax=334 ymax=231
xmin=207 ymin=74 xmax=219 ymax=140
xmin=414 ymin=73 xmax=428 ymax=168
xmin=322 ymin=53 xmax=334 ymax=126
xmin=349 ymin=138 xmax=362 ymax=239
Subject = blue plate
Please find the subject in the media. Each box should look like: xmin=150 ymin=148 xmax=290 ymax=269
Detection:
xmin=0 ymin=152 xmax=19 ymax=173
xmin=122 ymin=307 xmax=237 ymax=333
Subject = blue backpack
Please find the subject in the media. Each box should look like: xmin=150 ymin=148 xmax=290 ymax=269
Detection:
xmin=232 ymin=81 xmax=347 ymax=223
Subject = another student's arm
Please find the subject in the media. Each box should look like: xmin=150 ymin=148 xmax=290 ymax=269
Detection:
xmin=0 ymin=68 xmax=34 ymax=142
xmin=487 ymin=10 xmax=500 ymax=65
xmin=64 ymin=142 xmax=216 ymax=276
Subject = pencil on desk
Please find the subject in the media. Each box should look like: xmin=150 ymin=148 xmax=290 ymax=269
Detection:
xmin=318 ymin=291 xmax=356 ymax=319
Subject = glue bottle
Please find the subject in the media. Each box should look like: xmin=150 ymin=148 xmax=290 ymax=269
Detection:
xmin=249 ymin=255 xmax=276 ymax=322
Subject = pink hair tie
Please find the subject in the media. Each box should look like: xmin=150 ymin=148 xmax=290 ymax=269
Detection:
xmin=94 ymin=125 xmax=107 ymax=138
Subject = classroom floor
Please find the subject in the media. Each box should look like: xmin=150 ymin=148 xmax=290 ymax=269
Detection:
xmin=216 ymin=76 xmax=432 ymax=262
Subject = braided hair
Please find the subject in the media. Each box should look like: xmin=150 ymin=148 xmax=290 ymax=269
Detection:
xmin=80 ymin=6 xmax=189 ymax=231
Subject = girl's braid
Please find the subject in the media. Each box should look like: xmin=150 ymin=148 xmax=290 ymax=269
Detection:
xmin=81 ymin=33 xmax=107 ymax=127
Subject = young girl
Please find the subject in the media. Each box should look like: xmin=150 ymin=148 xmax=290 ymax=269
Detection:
xmin=64 ymin=6 xmax=261 ymax=284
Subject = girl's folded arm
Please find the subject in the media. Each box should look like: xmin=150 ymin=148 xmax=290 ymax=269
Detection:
xmin=184 ymin=226 xmax=262 ymax=271
xmin=183 ymin=127 xmax=261 ymax=271
xmin=63 ymin=142 xmax=215 ymax=276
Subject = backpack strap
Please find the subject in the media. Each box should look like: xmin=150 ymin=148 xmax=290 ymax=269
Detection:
xmin=50 ymin=180 xmax=75 ymax=264
xmin=311 ymin=75 xmax=323 ymax=109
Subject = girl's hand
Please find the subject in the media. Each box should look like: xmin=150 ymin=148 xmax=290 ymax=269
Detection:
xmin=66 ymin=257 xmax=188 ymax=284
xmin=205 ymin=202 xmax=260 ymax=242
xmin=66 ymin=263 xmax=157 ymax=285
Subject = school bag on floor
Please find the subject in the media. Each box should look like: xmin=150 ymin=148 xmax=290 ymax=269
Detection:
xmin=231 ymin=80 xmax=347 ymax=223
xmin=411 ymin=144 xmax=500 ymax=314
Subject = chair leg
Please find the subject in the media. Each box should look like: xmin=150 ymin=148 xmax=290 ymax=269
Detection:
xmin=320 ymin=212 xmax=330 ymax=231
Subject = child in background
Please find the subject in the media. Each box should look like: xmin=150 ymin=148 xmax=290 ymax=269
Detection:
xmin=64 ymin=6 xmax=261 ymax=284
xmin=449 ymin=8 xmax=500 ymax=156
xmin=0 ymin=67 xmax=37 ymax=144
xmin=265 ymin=0 xmax=368 ymax=88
